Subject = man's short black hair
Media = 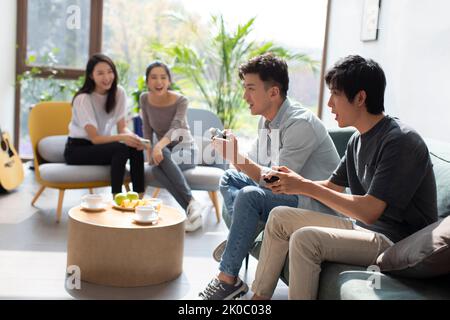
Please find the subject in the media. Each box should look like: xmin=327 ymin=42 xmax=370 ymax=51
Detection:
xmin=239 ymin=53 xmax=289 ymax=98
xmin=325 ymin=55 xmax=386 ymax=114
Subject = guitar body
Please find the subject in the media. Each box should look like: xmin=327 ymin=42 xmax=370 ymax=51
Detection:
xmin=0 ymin=131 xmax=24 ymax=191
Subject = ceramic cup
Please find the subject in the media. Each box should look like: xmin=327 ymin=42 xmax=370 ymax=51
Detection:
xmin=82 ymin=194 xmax=104 ymax=209
xmin=135 ymin=206 xmax=158 ymax=221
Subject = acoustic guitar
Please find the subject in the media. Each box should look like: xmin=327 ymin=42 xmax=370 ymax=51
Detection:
xmin=0 ymin=127 xmax=24 ymax=191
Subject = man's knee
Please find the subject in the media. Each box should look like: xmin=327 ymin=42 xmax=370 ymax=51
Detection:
xmin=236 ymin=185 xmax=264 ymax=203
xmin=290 ymin=227 xmax=322 ymax=257
xmin=266 ymin=206 xmax=292 ymax=233
xmin=268 ymin=206 xmax=294 ymax=223
xmin=228 ymin=186 xmax=265 ymax=221
xmin=219 ymin=169 xmax=239 ymax=188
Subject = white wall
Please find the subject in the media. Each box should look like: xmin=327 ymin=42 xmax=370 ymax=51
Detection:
xmin=0 ymin=0 xmax=17 ymax=139
xmin=322 ymin=0 xmax=450 ymax=141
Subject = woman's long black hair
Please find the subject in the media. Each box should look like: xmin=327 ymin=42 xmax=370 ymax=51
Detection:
xmin=73 ymin=53 xmax=119 ymax=114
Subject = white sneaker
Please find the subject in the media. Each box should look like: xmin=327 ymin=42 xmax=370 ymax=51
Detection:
xmin=185 ymin=215 xmax=202 ymax=232
xmin=186 ymin=199 xmax=203 ymax=222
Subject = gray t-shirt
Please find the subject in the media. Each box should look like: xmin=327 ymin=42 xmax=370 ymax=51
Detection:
xmin=330 ymin=116 xmax=438 ymax=242
xmin=140 ymin=92 xmax=194 ymax=146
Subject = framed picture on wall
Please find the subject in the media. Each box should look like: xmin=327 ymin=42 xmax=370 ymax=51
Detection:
xmin=361 ymin=0 xmax=381 ymax=41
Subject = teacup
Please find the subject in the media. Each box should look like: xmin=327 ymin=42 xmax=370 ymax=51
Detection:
xmin=135 ymin=206 xmax=158 ymax=221
xmin=146 ymin=198 xmax=163 ymax=212
xmin=82 ymin=194 xmax=104 ymax=209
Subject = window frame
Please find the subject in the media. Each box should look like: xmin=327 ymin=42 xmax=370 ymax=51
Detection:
xmin=318 ymin=0 xmax=331 ymax=119
xmin=14 ymin=0 xmax=104 ymax=153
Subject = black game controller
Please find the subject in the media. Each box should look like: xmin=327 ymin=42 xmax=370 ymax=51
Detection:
xmin=209 ymin=128 xmax=227 ymax=139
xmin=264 ymin=175 xmax=280 ymax=183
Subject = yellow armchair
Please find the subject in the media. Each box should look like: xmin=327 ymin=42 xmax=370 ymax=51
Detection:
xmin=29 ymin=101 xmax=129 ymax=222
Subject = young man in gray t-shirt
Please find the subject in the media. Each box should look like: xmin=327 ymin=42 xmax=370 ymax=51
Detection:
xmin=249 ymin=55 xmax=438 ymax=300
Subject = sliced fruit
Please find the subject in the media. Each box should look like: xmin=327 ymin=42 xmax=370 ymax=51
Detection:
xmin=131 ymin=199 xmax=140 ymax=208
xmin=121 ymin=199 xmax=131 ymax=208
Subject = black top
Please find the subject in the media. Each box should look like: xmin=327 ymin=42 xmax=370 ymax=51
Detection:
xmin=330 ymin=116 xmax=438 ymax=242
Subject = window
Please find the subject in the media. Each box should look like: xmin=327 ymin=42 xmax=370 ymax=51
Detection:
xmin=102 ymin=0 xmax=197 ymax=94
xmin=102 ymin=0 xmax=329 ymax=143
xmin=15 ymin=0 xmax=330 ymax=156
xmin=26 ymin=0 xmax=91 ymax=69
xmin=15 ymin=0 xmax=103 ymax=158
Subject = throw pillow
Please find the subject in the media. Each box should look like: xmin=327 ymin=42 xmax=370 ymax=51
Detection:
xmin=37 ymin=135 xmax=67 ymax=163
xmin=376 ymin=216 xmax=450 ymax=278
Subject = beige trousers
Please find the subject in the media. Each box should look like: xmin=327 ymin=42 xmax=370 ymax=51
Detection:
xmin=251 ymin=206 xmax=393 ymax=300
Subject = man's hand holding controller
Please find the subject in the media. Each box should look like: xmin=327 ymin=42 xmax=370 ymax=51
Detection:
xmin=210 ymin=128 xmax=242 ymax=164
xmin=262 ymin=168 xmax=281 ymax=184
xmin=209 ymin=127 xmax=227 ymax=140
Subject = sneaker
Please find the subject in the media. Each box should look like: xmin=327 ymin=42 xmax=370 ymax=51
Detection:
xmin=185 ymin=215 xmax=202 ymax=232
xmin=186 ymin=199 xmax=203 ymax=222
xmin=199 ymin=277 xmax=248 ymax=300
xmin=212 ymin=240 xmax=227 ymax=263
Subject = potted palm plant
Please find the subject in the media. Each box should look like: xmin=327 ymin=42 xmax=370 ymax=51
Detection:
xmin=151 ymin=14 xmax=319 ymax=129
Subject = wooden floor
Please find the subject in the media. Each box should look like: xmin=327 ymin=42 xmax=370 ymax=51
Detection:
xmin=0 ymin=164 xmax=288 ymax=300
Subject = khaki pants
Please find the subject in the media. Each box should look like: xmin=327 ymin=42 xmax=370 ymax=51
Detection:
xmin=251 ymin=206 xmax=393 ymax=300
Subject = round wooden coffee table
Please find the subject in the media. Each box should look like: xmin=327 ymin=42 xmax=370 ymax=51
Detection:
xmin=67 ymin=204 xmax=185 ymax=287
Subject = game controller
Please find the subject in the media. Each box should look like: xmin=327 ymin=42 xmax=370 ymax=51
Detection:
xmin=263 ymin=175 xmax=280 ymax=183
xmin=209 ymin=127 xmax=227 ymax=139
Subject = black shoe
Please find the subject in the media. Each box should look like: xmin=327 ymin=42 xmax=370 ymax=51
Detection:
xmin=199 ymin=277 xmax=248 ymax=300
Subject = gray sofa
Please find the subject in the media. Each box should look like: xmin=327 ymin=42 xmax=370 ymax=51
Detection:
xmin=223 ymin=128 xmax=450 ymax=299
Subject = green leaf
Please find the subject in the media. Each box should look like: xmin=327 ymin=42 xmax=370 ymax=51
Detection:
xmin=146 ymin=13 xmax=317 ymax=129
xmin=27 ymin=55 xmax=37 ymax=64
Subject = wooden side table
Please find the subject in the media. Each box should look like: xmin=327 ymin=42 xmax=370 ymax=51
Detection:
xmin=67 ymin=204 xmax=185 ymax=287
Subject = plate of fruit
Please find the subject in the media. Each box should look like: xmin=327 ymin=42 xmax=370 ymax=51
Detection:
xmin=112 ymin=191 xmax=147 ymax=211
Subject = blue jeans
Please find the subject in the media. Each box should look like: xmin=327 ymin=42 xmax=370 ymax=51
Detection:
xmin=151 ymin=146 xmax=197 ymax=210
xmin=219 ymin=169 xmax=299 ymax=277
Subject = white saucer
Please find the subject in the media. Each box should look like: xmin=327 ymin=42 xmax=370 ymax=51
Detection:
xmin=80 ymin=202 xmax=107 ymax=212
xmin=132 ymin=214 xmax=159 ymax=225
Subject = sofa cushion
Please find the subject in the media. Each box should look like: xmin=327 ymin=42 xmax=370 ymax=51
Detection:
xmin=426 ymin=139 xmax=450 ymax=219
xmin=38 ymin=135 xmax=67 ymax=163
xmin=376 ymin=216 xmax=450 ymax=278
xmin=39 ymin=163 xmax=130 ymax=183
xmin=145 ymin=165 xmax=224 ymax=191
xmin=318 ymin=262 xmax=450 ymax=300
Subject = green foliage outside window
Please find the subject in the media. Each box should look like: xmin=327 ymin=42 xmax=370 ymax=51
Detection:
xmin=17 ymin=48 xmax=85 ymax=104
xmin=151 ymin=15 xmax=319 ymax=129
